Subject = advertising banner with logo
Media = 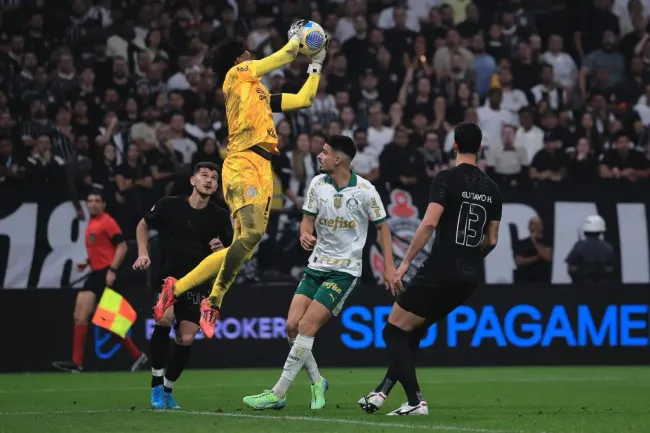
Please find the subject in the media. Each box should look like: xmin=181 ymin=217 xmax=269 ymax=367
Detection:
xmin=1 ymin=184 xmax=649 ymax=289
xmin=1 ymin=283 xmax=648 ymax=372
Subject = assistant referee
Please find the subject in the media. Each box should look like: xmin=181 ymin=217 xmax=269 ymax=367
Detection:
xmin=53 ymin=190 xmax=148 ymax=373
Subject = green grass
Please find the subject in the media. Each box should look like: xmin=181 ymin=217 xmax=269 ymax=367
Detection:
xmin=0 ymin=367 xmax=648 ymax=433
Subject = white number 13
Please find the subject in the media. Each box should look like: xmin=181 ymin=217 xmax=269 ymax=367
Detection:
xmin=456 ymin=201 xmax=487 ymax=248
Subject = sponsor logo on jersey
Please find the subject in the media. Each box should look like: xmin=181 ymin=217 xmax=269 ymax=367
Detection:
xmin=247 ymin=186 xmax=258 ymax=197
xmin=308 ymin=186 xmax=316 ymax=208
xmin=334 ymin=193 xmax=343 ymax=209
xmin=370 ymin=197 xmax=382 ymax=218
xmin=369 ymin=190 xmax=434 ymax=283
xmin=316 ymin=255 xmax=353 ymax=267
xmin=318 ymin=216 xmax=357 ymax=230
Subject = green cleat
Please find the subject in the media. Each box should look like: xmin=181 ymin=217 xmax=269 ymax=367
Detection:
xmin=310 ymin=377 xmax=329 ymax=410
xmin=243 ymin=390 xmax=287 ymax=410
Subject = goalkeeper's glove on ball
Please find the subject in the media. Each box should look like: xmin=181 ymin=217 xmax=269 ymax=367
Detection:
xmin=308 ymin=34 xmax=329 ymax=74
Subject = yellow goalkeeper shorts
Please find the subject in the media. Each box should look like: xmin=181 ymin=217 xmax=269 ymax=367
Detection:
xmin=222 ymin=147 xmax=273 ymax=217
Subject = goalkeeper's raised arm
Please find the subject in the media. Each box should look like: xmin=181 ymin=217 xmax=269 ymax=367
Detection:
xmin=271 ymin=32 xmax=328 ymax=113
xmin=212 ymin=20 xmax=327 ymax=114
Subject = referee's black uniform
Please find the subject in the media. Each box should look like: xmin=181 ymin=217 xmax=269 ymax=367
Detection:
xmin=398 ymin=164 xmax=503 ymax=321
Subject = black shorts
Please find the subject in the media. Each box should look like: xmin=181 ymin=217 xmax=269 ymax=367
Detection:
xmin=81 ymin=267 xmax=110 ymax=297
xmin=397 ymin=278 xmax=477 ymax=322
xmin=153 ymin=282 xmax=212 ymax=326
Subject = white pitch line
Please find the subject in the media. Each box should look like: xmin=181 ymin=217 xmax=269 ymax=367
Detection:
xmin=0 ymin=408 xmax=522 ymax=433
xmin=0 ymin=376 xmax=619 ymax=394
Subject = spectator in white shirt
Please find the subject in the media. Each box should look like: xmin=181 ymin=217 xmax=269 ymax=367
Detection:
xmin=340 ymin=106 xmax=358 ymax=138
xmin=287 ymin=133 xmax=317 ymax=201
xmin=350 ymin=129 xmax=380 ymax=182
xmin=367 ymin=102 xmax=395 ymax=157
xmin=168 ymin=113 xmax=197 ymax=165
xmin=613 ymin=0 xmax=650 ymax=36
xmin=487 ymin=124 xmax=528 ymax=186
xmin=408 ymin=0 xmax=444 ymax=22
xmin=541 ymin=34 xmax=578 ymax=91
xmin=309 ymin=77 xmax=338 ymax=124
xmin=633 ymin=83 xmax=650 ymax=125
xmin=487 ymin=68 xmax=528 ymax=115
xmin=378 ymin=2 xmax=421 ymax=32
xmin=515 ymin=107 xmax=544 ymax=165
xmin=335 ymin=0 xmax=358 ymax=43
xmin=434 ymin=28 xmax=475 ymax=79
xmin=478 ymin=88 xmax=519 ymax=150
xmin=530 ymin=64 xmax=569 ymax=110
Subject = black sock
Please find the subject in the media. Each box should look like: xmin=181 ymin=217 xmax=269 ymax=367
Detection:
xmin=375 ymin=326 xmax=427 ymax=395
xmin=150 ymin=325 xmax=171 ymax=388
xmin=382 ymin=322 xmax=421 ymax=406
xmin=164 ymin=342 xmax=192 ymax=393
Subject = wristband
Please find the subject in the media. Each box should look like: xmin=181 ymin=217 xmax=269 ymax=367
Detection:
xmin=109 ymin=267 xmax=118 ymax=273
xmin=307 ymin=62 xmax=322 ymax=74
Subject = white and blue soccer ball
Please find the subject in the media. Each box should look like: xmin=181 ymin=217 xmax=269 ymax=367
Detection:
xmin=299 ymin=21 xmax=326 ymax=56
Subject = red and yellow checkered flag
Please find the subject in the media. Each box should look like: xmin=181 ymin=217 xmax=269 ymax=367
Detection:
xmin=92 ymin=288 xmax=137 ymax=338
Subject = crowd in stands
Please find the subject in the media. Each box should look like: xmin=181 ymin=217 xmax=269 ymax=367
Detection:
xmin=1 ymin=0 xmax=650 ymax=236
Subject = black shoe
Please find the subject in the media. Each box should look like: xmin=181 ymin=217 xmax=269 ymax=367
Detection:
xmin=52 ymin=361 xmax=82 ymax=373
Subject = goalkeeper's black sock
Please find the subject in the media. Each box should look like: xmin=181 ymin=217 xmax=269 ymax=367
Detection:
xmin=164 ymin=342 xmax=192 ymax=392
xmin=150 ymin=325 xmax=171 ymax=388
xmin=375 ymin=326 xmax=426 ymax=395
xmin=382 ymin=323 xmax=422 ymax=406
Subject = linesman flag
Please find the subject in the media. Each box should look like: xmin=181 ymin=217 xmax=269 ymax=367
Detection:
xmin=92 ymin=288 xmax=137 ymax=338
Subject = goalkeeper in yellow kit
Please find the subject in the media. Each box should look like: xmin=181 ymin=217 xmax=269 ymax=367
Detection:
xmin=154 ymin=21 xmax=327 ymax=338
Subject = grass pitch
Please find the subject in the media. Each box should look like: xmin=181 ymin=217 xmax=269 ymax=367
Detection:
xmin=0 ymin=366 xmax=648 ymax=433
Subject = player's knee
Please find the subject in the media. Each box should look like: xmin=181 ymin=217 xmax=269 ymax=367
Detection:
xmin=238 ymin=229 xmax=264 ymax=251
xmin=297 ymin=318 xmax=318 ymax=337
xmin=285 ymin=321 xmax=299 ymax=339
xmin=175 ymin=333 xmax=195 ymax=346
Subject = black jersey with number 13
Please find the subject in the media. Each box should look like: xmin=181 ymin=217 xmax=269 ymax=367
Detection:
xmin=416 ymin=164 xmax=502 ymax=284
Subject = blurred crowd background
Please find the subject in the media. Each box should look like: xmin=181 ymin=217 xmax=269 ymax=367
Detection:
xmin=1 ymin=0 xmax=649 ymax=282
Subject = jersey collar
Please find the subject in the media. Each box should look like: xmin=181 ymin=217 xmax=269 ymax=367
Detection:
xmin=326 ymin=171 xmax=357 ymax=192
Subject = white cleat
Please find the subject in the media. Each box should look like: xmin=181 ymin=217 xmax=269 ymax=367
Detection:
xmin=358 ymin=391 xmax=386 ymax=413
xmin=386 ymin=401 xmax=429 ymax=416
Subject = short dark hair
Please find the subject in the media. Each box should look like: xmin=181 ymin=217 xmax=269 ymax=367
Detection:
xmin=87 ymin=189 xmax=105 ymax=202
xmin=327 ymin=135 xmax=357 ymax=161
xmin=453 ymin=121 xmax=482 ymax=154
xmin=213 ymin=37 xmax=246 ymax=82
xmin=194 ymin=162 xmax=220 ymax=174
xmin=519 ymin=106 xmax=534 ymax=116
xmin=540 ymin=62 xmax=553 ymax=72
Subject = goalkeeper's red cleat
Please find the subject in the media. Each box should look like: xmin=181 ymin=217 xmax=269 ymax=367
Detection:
xmin=153 ymin=277 xmax=177 ymax=322
xmin=199 ymin=298 xmax=220 ymax=339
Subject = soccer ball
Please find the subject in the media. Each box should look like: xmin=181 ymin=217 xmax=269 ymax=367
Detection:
xmin=298 ymin=21 xmax=326 ymax=56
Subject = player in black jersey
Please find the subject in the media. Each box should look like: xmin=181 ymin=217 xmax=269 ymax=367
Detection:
xmin=358 ymin=121 xmax=503 ymax=416
xmin=132 ymin=162 xmax=233 ymax=410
